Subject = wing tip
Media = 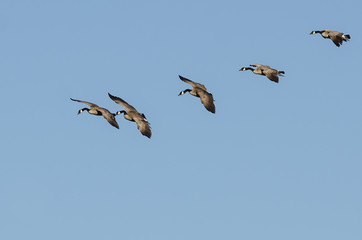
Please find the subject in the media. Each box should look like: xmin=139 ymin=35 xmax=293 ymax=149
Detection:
xmin=108 ymin=92 xmax=115 ymax=99
xmin=142 ymin=130 xmax=152 ymax=138
xmin=108 ymin=92 xmax=121 ymax=102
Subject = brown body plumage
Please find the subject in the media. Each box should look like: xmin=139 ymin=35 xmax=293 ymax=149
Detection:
xmin=70 ymin=98 xmax=119 ymax=129
xmin=239 ymin=64 xmax=285 ymax=83
xmin=178 ymin=75 xmax=215 ymax=113
xmin=310 ymin=30 xmax=351 ymax=47
xmin=108 ymin=93 xmax=151 ymax=138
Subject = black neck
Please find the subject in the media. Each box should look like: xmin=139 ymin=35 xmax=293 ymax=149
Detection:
xmin=78 ymin=108 xmax=90 ymax=114
xmin=179 ymin=89 xmax=191 ymax=96
xmin=243 ymin=67 xmax=254 ymax=71
xmin=116 ymin=110 xmax=127 ymax=116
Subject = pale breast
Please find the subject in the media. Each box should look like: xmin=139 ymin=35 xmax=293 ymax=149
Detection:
xmin=124 ymin=113 xmax=135 ymax=122
xmin=89 ymin=109 xmax=102 ymax=115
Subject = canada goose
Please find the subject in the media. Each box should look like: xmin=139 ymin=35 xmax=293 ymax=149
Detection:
xmin=310 ymin=30 xmax=350 ymax=47
xmin=239 ymin=64 xmax=285 ymax=83
xmin=178 ymin=75 xmax=215 ymax=113
xmin=108 ymin=93 xmax=151 ymax=138
xmin=70 ymin=98 xmax=119 ymax=129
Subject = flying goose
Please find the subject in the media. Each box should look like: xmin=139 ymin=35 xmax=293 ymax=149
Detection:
xmin=108 ymin=93 xmax=151 ymax=138
xmin=178 ymin=75 xmax=215 ymax=113
xmin=239 ymin=64 xmax=285 ymax=83
xmin=70 ymin=98 xmax=119 ymax=129
xmin=310 ymin=30 xmax=350 ymax=47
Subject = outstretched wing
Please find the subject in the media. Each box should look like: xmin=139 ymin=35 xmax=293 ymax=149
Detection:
xmin=251 ymin=64 xmax=271 ymax=75
xmin=179 ymin=75 xmax=207 ymax=91
xmin=197 ymin=89 xmax=215 ymax=113
xmin=134 ymin=115 xmax=152 ymax=138
xmin=329 ymin=34 xmax=342 ymax=47
xmin=263 ymin=68 xmax=279 ymax=83
xmin=108 ymin=93 xmax=137 ymax=112
xmin=250 ymin=64 xmax=271 ymax=69
xmin=70 ymin=98 xmax=98 ymax=107
xmin=97 ymin=107 xmax=120 ymax=129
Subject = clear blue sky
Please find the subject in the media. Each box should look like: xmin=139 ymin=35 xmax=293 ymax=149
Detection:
xmin=1 ymin=0 xmax=361 ymax=239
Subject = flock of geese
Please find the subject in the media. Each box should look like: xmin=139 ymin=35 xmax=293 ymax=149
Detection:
xmin=71 ymin=29 xmax=351 ymax=139
xmin=71 ymin=93 xmax=152 ymax=138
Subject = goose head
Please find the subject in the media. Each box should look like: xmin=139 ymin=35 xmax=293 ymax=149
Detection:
xmin=178 ymin=89 xmax=191 ymax=96
xmin=116 ymin=110 xmax=127 ymax=116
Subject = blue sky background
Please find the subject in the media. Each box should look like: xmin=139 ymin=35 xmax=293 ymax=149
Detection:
xmin=1 ymin=0 xmax=361 ymax=239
